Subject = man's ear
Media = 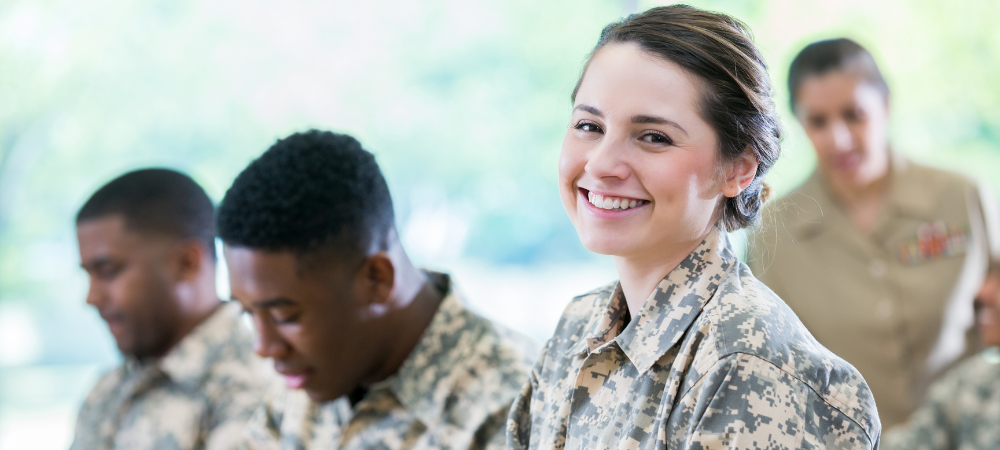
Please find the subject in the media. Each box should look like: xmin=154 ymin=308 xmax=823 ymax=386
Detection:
xmin=722 ymin=150 xmax=759 ymax=198
xmin=172 ymin=239 xmax=209 ymax=282
xmin=358 ymin=252 xmax=395 ymax=307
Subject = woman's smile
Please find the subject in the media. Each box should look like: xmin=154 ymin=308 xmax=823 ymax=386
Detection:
xmin=578 ymin=187 xmax=650 ymax=218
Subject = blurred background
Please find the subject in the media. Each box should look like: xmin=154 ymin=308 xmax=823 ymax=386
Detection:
xmin=1 ymin=0 xmax=997 ymax=447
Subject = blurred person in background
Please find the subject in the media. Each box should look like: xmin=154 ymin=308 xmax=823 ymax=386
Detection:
xmin=881 ymin=268 xmax=1000 ymax=449
xmin=507 ymin=6 xmax=879 ymax=449
xmin=72 ymin=169 xmax=272 ymax=450
xmin=218 ymin=130 xmax=537 ymax=450
xmin=747 ymin=38 xmax=1000 ymax=428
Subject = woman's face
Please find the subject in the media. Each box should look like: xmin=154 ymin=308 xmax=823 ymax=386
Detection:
xmin=559 ymin=43 xmax=734 ymax=260
xmin=795 ymin=71 xmax=890 ymax=189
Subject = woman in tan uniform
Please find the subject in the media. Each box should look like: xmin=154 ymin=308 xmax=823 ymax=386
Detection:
xmin=747 ymin=38 xmax=1000 ymax=428
xmin=507 ymin=7 xmax=880 ymax=449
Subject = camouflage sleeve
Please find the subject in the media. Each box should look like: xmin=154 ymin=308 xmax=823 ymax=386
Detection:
xmin=68 ymin=369 xmax=121 ymax=450
xmin=880 ymin=372 xmax=957 ymax=450
xmin=204 ymin=379 xmax=270 ymax=450
xmin=668 ymin=353 xmax=875 ymax=449
xmin=472 ymin=407 xmax=512 ymax=450
xmin=238 ymin=385 xmax=285 ymax=450
xmin=505 ymin=346 xmax=545 ymax=450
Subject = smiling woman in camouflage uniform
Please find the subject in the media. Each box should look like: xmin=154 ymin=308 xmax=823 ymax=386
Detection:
xmin=506 ymin=6 xmax=881 ymax=449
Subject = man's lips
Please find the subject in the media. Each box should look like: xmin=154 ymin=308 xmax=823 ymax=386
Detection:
xmin=100 ymin=313 xmax=126 ymax=336
xmin=275 ymin=366 xmax=314 ymax=390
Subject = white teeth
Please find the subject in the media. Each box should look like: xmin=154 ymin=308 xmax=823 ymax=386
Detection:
xmin=587 ymin=191 xmax=642 ymax=210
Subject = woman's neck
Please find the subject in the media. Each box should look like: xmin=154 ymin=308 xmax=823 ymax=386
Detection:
xmin=613 ymin=229 xmax=713 ymax=319
xmin=827 ymin=169 xmax=891 ymax=235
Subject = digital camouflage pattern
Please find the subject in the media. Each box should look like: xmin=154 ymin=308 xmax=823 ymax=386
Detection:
xmin=70 ymin=302 xmax=273 ymax=450
xmin=507 ymin=228 xmax=882 ymax=449
xmin=882 ymin=348 xmax=1000 ymax=450
xmin=241 ymin=274 xmax=538 ymax=450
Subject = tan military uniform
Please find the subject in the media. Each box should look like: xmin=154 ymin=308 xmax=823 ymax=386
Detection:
xmin=747 ymin=154 xmax=1000 ymax=428
xmin=882 ymin=348 xmax=1000 ymax=450
xmin=241 ymin=273 xmax=538 ymax=450
xmin=507 ymin=228 xmax=880 ymax=450
xmin=70 ymin=302 xmax=273 ymax=450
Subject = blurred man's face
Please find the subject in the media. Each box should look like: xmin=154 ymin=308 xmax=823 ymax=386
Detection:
xmin=795 ymin=71 xmax=890 ymax=190
xmin=225 ymin=247 xmax=379 ymax=402
xmin=78 ymin=216 xmax=181 ymax=358
xmin=975 ymin=272 xmax=1000 ymax=347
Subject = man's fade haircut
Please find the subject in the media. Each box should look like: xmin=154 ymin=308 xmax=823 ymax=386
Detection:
xmin=217 ymin=130 xmax=395 ymax=265
xmin=77 ymin=168 xmax=217 ymax=260
xmin=787 ymin=38 xmax=889 ymax=112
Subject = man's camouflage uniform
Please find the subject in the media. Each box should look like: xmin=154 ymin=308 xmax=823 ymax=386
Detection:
xmin=507 ymin=228 xmax=882 ymax=449
xmin=241 ymin=274 xmax=538 ymax=450
xmin=70 ymin=302 xmax=273 ymax=450
xmin=882 ymin=348 xmax=1000 ymax=450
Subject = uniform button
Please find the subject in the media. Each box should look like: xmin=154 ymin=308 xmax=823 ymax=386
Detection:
xmin=869 ymin=259 xmax=887 ymax=278
xmin=876 ymin=299 xmax=893 ymax=319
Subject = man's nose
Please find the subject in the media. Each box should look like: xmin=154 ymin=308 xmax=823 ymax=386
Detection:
xmin=977 ymin=273 xmax=1000 ymax=305
xmin=253 ymin=317 xmax=292 ymax=359
xmin=85 ymin=280 xmax=105 ymax=308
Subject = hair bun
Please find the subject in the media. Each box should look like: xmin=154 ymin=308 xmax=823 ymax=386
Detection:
xmin=759 ymin=182 xmax=772 ymax=203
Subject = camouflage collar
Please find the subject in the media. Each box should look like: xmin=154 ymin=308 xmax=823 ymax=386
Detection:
xmin=566 ymin=228 xmax=736 ymax=374
xmin=384 ymin=272 xmax=485 ymax=428
xmin=153 ymin=301 xmax=245 ymax=388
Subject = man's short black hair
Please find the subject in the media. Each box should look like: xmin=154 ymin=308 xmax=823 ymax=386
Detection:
xmin=77 ymin=168 xmax=217 ymax=259
xmin=787 ymin=38 xmax=889 ymax=112
xmin=217 ymin=130 xmax=395 ymax=263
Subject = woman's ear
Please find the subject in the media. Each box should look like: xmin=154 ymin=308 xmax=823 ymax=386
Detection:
xmin=722 ymin=150 xmax=759 ymax=198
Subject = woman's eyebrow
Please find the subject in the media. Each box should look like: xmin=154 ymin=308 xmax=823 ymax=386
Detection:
xmin=573 ymin=104 xmax=604 ymax=117
xmin=631 ymin=114 xmax=688 ymax=137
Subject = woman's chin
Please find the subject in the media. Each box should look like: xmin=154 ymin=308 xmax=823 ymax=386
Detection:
xmin=578 ymin=234 xmax=634 ymax=257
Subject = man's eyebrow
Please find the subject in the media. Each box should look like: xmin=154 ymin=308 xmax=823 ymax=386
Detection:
xmin=252 ymin=298 xmax=297 ymax=308
xmin=573 ymin=104 xmax=604 ymax=118
xmin=631 ymin=114 xmax=689 ymax=137
xmin=80 ymin=257 xmax=111 ymax=270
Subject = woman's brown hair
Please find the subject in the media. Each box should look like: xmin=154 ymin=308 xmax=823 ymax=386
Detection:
xmin=573 ymin=5 xmax=781 ymax=231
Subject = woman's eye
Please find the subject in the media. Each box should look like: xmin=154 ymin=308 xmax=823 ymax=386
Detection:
xmin=640 ymin=132 xmax=673 ymax=145
xmin=574 ymin=121 xmax=603 ymax=133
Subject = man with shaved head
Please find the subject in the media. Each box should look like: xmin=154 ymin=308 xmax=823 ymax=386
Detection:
xmin=72 ymin=168 xmax=271 ymax=450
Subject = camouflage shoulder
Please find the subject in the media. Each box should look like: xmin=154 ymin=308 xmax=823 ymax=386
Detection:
xmin=928 ymin=348 xmax=1000 ymax=400
xmin=698 ymin=263 xmax=881 ymax=441
xmin=672 ymin=352 xmax=878 ymax=449
xmin=82 ymin=364 xmax=127 ymax=405
xmin=538 ymin=280 xmax=618 ymax=356
xmin=435 ymin=315 xmax=539 ymax=435
xmin=560 ymin=281 xmax=618 ymax=331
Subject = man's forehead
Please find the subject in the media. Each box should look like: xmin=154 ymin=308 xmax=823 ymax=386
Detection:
xmin=77 ymin=215 xmax=169 ymax=257
xmin=77 ymin=214 xmax=128 ymax=236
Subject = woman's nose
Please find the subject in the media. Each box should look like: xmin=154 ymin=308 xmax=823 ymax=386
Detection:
xmin=584 ymin=138 xmax=631 ymax=180
xmin=830 ymin=121 xmax=854 ymax=152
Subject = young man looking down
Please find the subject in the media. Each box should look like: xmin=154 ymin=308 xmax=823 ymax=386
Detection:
xmin=219 ymin=130 xmax=537 ymax=450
